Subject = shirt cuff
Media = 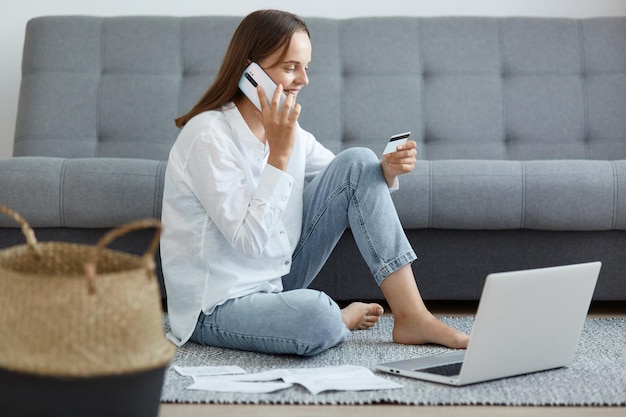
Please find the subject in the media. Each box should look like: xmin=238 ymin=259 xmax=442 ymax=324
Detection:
xmin=256 ymin=164 xmax=294 ymax=210
xmin=389 ymin=176 xmax=400 ymax=192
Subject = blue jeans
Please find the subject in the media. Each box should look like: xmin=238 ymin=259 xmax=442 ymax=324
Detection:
xmin=191 ymin=148 xmax=417 ymax=356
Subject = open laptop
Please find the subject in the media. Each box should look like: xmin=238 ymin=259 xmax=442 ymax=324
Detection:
xmin=376 ymin=261 xmax=601 ymax=386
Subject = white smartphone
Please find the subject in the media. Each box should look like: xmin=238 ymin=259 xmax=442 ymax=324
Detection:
xmin=382 ymin=131 xmax=411 ymax=155
xmin=238 ymin=62 xmax=287 ymax=111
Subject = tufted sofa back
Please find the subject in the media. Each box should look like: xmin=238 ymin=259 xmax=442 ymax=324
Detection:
xmin=14 ymin=16 xmax=626 ymax=161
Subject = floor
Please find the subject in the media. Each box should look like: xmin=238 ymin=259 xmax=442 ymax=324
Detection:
xmin=158 ymin=301 xmax=625 ymax=417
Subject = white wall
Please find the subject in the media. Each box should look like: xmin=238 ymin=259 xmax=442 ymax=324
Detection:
xmin=2 ymin=0 xmax=626 ymax=159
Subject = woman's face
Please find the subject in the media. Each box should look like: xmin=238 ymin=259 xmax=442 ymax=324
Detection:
xmin=258 ymin=30 xmax=311 ymax=100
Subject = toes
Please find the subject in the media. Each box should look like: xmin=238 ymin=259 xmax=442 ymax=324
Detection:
xmin=366 ymin=303 xmax=384 ymax=317
xmin=341 ymin=302 xmax=385 ymax=330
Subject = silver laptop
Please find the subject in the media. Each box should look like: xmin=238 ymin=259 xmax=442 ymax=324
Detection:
xmin=376 ymin=262 xmax=601 ymax=386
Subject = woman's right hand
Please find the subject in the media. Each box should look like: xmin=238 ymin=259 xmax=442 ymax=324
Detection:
xmin=257 ymin=84 xmax=301 ymax=172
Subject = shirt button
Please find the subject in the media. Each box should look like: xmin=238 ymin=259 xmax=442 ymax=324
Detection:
xmin=284 ymin=260 xmax=290 ymax=266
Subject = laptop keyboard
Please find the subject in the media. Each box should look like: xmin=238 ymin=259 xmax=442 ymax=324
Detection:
xmin=418 ymin=362 xmax=463 ymax=377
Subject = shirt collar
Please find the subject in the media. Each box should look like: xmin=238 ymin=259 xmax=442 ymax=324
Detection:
xmin=222 ymin=103 xmax=266 ymax=153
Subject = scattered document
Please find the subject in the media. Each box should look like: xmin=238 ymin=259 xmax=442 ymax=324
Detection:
xmin=174 ymin=364 xmax=402 ymax=395
xmin=187 ymin=378 xmax=293 ymax=394
xmin=282 ymin=365 xmax=403 ymax=395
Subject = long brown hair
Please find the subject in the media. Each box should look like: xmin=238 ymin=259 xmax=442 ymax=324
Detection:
xmin=174 ymin=10 xmax=310 ymax=128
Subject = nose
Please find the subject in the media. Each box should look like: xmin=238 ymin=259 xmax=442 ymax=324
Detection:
xmin=296 ymin=68 xmax=309 ymax=86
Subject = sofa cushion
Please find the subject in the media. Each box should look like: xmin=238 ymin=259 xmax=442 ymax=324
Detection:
xmin=393 ymin=160 xmax=626 ymax=231
xmin=14 ymin=16 xmax=626 ymax=161
xmin=0 ymin=157 xmax=165 ymax=228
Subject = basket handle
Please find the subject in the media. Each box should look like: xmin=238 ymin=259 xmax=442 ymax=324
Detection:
xmin=0 ymin=204 xmax=42 ymax=257
xmin=84 ymin=219 xmax=162 ymax=294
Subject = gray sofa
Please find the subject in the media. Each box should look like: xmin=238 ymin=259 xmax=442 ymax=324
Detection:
xmin=2 ymin=15 xmax=626 ymax=302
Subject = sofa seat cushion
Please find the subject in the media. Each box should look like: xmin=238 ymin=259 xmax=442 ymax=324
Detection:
xmin=0 ymin=157 xmax=165 ymax=228
xmin=393 ymin=159 xmax=626 ymax=231
xmin=3 ymin=156 xmax=623 ymax=233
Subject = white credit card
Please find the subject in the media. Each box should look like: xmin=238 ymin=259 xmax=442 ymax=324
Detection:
xmin=382 ymin=131 xmax=411 ymax=155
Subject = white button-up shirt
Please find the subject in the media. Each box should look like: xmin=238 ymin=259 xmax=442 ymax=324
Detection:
xmin=161 ymin=103 xmax=335 ymax=346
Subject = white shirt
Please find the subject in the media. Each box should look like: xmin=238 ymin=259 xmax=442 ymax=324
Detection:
xmin=161 ymin=103 xmax=335 ymax=346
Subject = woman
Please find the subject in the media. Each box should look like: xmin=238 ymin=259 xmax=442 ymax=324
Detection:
xmin=161 ymin=9 xmax=469 ymax=356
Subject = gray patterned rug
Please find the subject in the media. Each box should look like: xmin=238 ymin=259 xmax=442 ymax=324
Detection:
xmin=160 ymin=316 xmax=626 ymax=406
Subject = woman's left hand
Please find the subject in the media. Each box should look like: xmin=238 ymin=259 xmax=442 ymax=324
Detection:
xmin=380 ymin=140 xmax=418 ymax=187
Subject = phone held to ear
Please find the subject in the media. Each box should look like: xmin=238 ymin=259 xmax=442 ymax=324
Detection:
xmin=238 ymin=62 xmax=287 ymax=111
xmin=382 ymin=131 xmax=411 ymax=155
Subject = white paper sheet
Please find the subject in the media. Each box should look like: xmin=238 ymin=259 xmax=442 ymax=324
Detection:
xmin=179 ymin=365 xmax=402 ymax=395
xmin=282 ymin=365 xmax=403 ymax=395
xmin=187 ymin=378 xmax=293 ymax=393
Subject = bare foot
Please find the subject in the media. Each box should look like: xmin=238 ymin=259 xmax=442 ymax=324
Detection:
xmin=392 ymin=311 xmax=470 ymax=349
xmin=341 ymin=302 xmax=384 ymax=330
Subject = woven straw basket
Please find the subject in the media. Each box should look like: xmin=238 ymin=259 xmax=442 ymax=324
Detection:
xmin=0 ymin=204 xmax=175 ymax=378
